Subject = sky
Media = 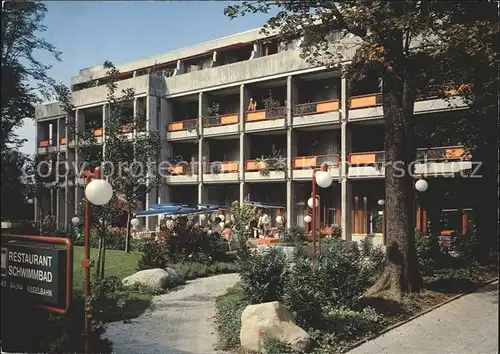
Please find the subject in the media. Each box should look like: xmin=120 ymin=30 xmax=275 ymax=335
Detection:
xmin=16 ymin=1 xmax=274 ymax=155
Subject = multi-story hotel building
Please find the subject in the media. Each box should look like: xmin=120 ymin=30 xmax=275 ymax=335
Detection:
xmin=34 ymin=28 xmax=473 ymax=243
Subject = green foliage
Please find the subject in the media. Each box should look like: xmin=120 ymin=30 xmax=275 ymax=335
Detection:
xmin=359 ymin=237 xmax=386 ymax=281
xmin=175 ymin=261 xmax=239 ymax=280
xmin=280 ymin=225 xmax=306 ymax=244
xmin=215 ymin=283 xmax=250 ymax=351
xmin=263 ymin=338 xmax=298 ymax=354
xmin=206 ymin=102 xmax=220 ymax=116
xmin=137 ymin=235 xmax=172 ymax=270
xmin=230 ymin=198 xmax=256 ymax=254
xmin=238 ymin=247 xmax=287 ymax=304
xmin=87 ymin=276 xmax=134 ymax=324
xmin=283 ymin=240 xmax=370 ymax=329
xmin=309 ymin=307 xmax=386 ymax=353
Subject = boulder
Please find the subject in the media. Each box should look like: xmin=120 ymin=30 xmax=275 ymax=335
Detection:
xmin=122 ymin=268 xmax=181 ymax=292
xmin=240 ymin=301 xmax=311 ymax=353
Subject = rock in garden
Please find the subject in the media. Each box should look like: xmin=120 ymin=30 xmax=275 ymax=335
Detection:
xmin=122 ymin=268 xmax=181 ymax=292
xmin=240 ymin=301 xmax=311 ymax=353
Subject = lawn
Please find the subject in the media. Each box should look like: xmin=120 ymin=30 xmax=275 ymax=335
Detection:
xmin=72 ymin=246 xmax=151 ymax=321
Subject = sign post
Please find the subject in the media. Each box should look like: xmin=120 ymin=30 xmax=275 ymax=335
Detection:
xmin=1 ymin=234 xmax=73 ymax=351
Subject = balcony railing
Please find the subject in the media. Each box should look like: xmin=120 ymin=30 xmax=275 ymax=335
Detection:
xmin=246 ymin=107 xmax=287 ymax=122
xmin=293 ymin=99 xmax=340 ymax=116
xmin=204 ymin=161 xmax=239 ymax=173
xmin=60 ymin=137 xmax=66 ymax=145
xmin=92 ymin=128 xmax=103 ymax=137
xmin=245 ymin=158 xmax=286 ymax=171
xmin=167 ymin=118 xmax=198 ymax=132
xmin=349 ymin=93 xmax=383 ymax=109
xmin=349 ymin=86 xmax=468 ymax=110
xmin=203 ymin=113 xmax=239 ymax=127
xmin=38 ymin=138 xmax=59 ymax=147
xmin=348 ymin=146 xmax=468 ymax=164
xmin=292 ymin=154 xmax=340 ymax=169
xmin=168 ymin=163 xmax=198 ymax=175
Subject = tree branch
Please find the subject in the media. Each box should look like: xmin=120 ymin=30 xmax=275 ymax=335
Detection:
xmin=328 ymin=1 xmax=367 ymax=38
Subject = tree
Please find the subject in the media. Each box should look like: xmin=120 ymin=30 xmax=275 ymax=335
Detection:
xmin=225 ymin=1 xmax=498 ymax=296
xmin=1 ymin=1 xmax=61 ymax=220
xmin=101 ymin=61 xmax=162 ymax=253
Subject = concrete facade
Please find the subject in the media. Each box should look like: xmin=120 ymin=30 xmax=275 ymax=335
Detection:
xmin=34 ymin=27 xmax=470 ymax=242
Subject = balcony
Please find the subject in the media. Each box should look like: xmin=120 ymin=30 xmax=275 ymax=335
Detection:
xmin=166 ymin=118 xmax=199 ymax=141
xmin=292 ymin=154 xmax=341 ymax=181
xmin=59 ymin=137 xmax=67 ymax=152
xmin=348 ymin=146 xmax=471 ymax=179
xmin=203 ymin=113 xmax=239 ymax=137
xmin=203 ymin=161 xmax=239 ymax=183
xmin=37 ymin=138 xmax=59 ymax=154
xmin=245 ymin=107 xmax=287 ymax=133
xmin=348 ymin=92 xmax=468 ymax=121
xmin=292 ymin=99 xmax=340 ymax=128
xmin=165 ymin=164 xmax=198 ymax=185
xmin=244 ymin=158 xmax=287 ymax=182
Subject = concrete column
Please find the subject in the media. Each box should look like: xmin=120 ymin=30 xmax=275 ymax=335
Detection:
xmin=144 ymin=96 xmax=159 ymax=230
xmin=146 ymin=95 xmax=158 ymax=132
xmin=74 ymin=109 xmax=84 ymax=215
xmin=340 ymin=76 xmax=352 ymax=240
xmin=239 ymin=84 xmax=250 ymax=203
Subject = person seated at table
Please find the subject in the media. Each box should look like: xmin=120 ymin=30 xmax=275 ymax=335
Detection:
xmin=211 ymin=217 xmax=223 ymax=237
xmin=222 ymin=222 xmax=232 ymax=241
xmin=247 ymin=97 xmax=257 ymax=111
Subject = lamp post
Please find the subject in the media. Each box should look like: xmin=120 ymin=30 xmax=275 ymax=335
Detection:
xmin=377 ymin=199 xmax=385 ymax=245
xmin=415 ymin=176 xmax=428 ymax=234
xmin=309 ymin=163 xmax=333 ymax=259
xmin=82 ymin=167 xmax=113 ymax=354
xmin=304 ymin=214 xmax=312 ymax=236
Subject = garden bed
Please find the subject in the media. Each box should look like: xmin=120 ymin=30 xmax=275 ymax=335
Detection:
xmin=215 ymin=251 xmax=498 ymax=354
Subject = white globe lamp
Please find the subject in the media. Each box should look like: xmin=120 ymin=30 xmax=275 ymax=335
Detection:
xmin=378 ymin=199 xmax=385 ymax=207
xmin=159 ymin=214 xmax=166 ymax=221
xmin=218 ymin=214 xmax=225 ymax=222
xmin=315 ymin=170 xmax=333 ymax=188
xmin=307 ymin=197 xmax=320 ymax=209
xmin=276 ymin=215 xmax=283 ymax=224
xmin=27 ymin=198 xmax=33 ymax=205
xmin=304 ymin=215 xmax=312 ymax=223
xmin=415 ymin=179 xmax=428 ymax=192
xmin=200 ymin=214 xmax=206 ymax=221
xmin=85 ymin=179 xmax=113 ymax=205
xmin=71 ymin=216 xmax=80 ymax=226
xmin=130 ymin=218 xmax=139 ymax=228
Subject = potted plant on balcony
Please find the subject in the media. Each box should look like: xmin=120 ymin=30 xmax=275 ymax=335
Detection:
xmin=206 ymin=102 xmax=221 ymax=126
xmin=263 ymin=90 xmax=284 ymax=119
xmin=259 ymin=145 xmax=286 ymax=177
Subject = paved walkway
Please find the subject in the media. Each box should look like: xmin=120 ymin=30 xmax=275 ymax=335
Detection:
xmin=105 ymin=273 xmax=240 ymax=354
xmin=348 ymin=281 xmax=499 ymax=354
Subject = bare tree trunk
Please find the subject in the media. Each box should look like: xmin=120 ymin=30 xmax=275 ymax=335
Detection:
xmin=368 ymin=50 xmax=421 ymax=297
xmin=95 ymin=237 xmax=103 ymax=278
xmin=125 ymin=211 xmax=131 ymax=253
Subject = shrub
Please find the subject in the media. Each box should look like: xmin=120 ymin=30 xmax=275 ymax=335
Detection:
xmin=238 ymin=247 xmax=287 ymax=304
xmin=279 ymin=226 xmax=306 ymax=244
xmin=215 ymin=283 xmax=250 ymax=351
xmin=137 ymin=235 xmax=172 ymax=270
xmin=87 ymin=276 xmax=134 ymax=324
xmin=359 ymin=237 xmax=386 ymax=280
xmin=283 ymin=239 xmax=371 ymax=329
xmin=175 ymin=261 xmax=239 ymax=280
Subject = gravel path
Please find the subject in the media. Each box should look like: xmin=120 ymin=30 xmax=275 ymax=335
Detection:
xmin=347 ymin=280 xmax=499 ymax=354
xmin=105 ymin=273 xmax=240 ymax=354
